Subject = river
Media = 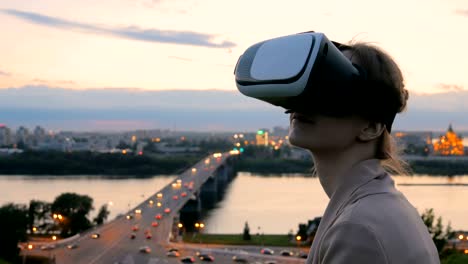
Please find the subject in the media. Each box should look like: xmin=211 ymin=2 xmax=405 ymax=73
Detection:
xmin=1 ymin=173 xmax=467 ymax=234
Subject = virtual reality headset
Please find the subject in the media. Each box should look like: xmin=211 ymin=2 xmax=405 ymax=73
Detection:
xmin=234 ymin=32 xmax=398 ymax=132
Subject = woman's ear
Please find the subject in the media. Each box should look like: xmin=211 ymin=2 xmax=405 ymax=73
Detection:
xmin=358 ymin=122 xmax=385 ymax=142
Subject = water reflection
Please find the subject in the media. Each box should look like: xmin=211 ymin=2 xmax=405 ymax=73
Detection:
xmin=202 ymin=172 xmax=468 ymax=234
xmin=0 ymin=175 xmax=175 ymax=220
xmin=1 ymin=172 xmax=468 ymax=234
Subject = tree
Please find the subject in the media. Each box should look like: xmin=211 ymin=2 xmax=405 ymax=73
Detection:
xmin=93 ymin=204 xmax=110 ymax=225
xmin=116 ymin=140 xmax=131 ymax=150
xmin=28 ymin=200 xmax=51 ymax=233
xmin=243 ymin=221 xmax=251 ymax=240
xmin=0 ymin=203 xmax=28 ymax=263
xmin=51 ymin=193 xmax=94 ymax=236
xmin=421 ymin=208 xmax=452 ymax=253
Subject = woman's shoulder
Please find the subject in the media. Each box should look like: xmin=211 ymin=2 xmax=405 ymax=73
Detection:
xmin=338 ymin=190 xmax=419 ymax=229
xmin=332 ymin=193 xmax=439 ymax=262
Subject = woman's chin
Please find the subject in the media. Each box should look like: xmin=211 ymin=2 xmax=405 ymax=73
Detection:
xmin=288 ymin=130 xmax=307 ymax=149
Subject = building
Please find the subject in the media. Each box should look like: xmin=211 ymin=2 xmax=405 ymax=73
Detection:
xmin=433 ymin=124 xmax=464 ymax=156
xmin=255 ymin=129 xmax=269 ymax=146
xmin=16 ymin=126 xmax=31 ymax=145
xmin=0 ymin=125 xmax=13 ymax=146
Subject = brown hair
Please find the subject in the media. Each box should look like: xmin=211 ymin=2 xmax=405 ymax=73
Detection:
xmin=346 ymin=42 xmax=411 ymax=175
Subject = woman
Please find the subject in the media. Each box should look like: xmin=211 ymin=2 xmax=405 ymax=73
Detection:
xmin=288 ymin=43 xmax=440 ymax=263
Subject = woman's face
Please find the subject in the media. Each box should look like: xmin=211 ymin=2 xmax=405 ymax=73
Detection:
xmin=288 ymin=112 xmax=366 ymax=153
xmin=288 ymin=49 xmax=367 ymax=153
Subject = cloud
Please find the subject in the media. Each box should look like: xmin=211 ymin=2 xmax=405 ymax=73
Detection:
xmin=168 ymin=56 xmax=192 ymax=62
xmin=0 ymin=70 xmax=11 ymax=77
xmin=1 ymin=9 xmax=235 ymax=48
xmin=436 ymin=83 xmax=465 ymax=92
xmin=31 ymin=78 xmax=76 ymax=86
xmin=0 ymin=85 xmax=467 ymax=132
xmin=455 ymin=9 xmax=468 ymax=16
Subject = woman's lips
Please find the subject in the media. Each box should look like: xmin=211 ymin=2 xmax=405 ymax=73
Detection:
xmin=291 ymin=113 xmax=316 ymax=124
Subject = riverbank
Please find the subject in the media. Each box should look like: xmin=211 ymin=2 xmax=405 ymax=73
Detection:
xmin=236 ymin=156 xmax=468 ymax=176
xmin=1 ymin=151 xmax=468 ymax=176
xmin=0 ymin=151 xmax=202 ymax=176
xmin=182 ymin=233 xmax=297 ymax=247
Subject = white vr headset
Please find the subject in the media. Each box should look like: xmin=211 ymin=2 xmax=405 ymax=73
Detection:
xmin=234 ymin=31 xmax=397 ymax=132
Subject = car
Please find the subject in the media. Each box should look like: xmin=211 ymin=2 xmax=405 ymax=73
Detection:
xmin=139 ymin=246 xmax=151 ymax=253
xmin=199 ymin=254 xmax=215 ymax=261
xmin=130 ymin=233 xmax=136 ymax=239
xmin=135 ymin=209 xmax=142 ymax=214
xmin=260 ymin=248 xmax=274 ymax=255
xmin=156 ymin=202 xmax=162 ymax=207
xmin=180 ymin=256 xmax=196 ymax=263
xmin=40 ymin=244 xmax=55 ymax=251
xmin=173 ymin=195 xmax=179 ymax=200
xmin=151 ymin=221 xmax=159 ymax=227
xmin=132 ymin=225 xmax=139 ymax=231
xmin=66 ymin=243 xmax=78 ymax=250
xmin=280 ymin=250 xmax=294 ymax=256
xmin=164 ymin=208 xmax=171 ymax=214
xmin=168 ymin=248 xmax=179 ymax=252
xmin=91 ymin=233 xmax=100 ymax=239
xmin=145 ymin=233 xmax=152 ymax=239
xmin=126 ymin=214 xmax=133 ymax=220
xmin=181 ymin=192 xmax=188 ymax=197
xmin=232 ymin=255 xmax=248 ymax=262
xmin=155 ymin=214 xmax=162 ymax=220
xmin=264 ymin=261 xmax=277 ymax=264
xmin=166 ymin=250 xmax=180 ymax=257
xmin=156 ymin=193 xmax=163 ymax=199
xmin=298 ymin=252 xmax=308 ymax=259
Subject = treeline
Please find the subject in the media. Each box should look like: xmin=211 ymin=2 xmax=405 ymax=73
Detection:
xmin=236 ymin=158 xmax=314 ymax=174
xmin=0 ymin=151 xmax=202 ymax=176
xmin=409 ymin=160 xmax=468 ymax=176
xmin=2 ymin=149 xmax=468 ymax=176
xmin=0 ymin=192 xmax=109 ymax=263
xmin=237 ymin=157 xmax=468 ymax=176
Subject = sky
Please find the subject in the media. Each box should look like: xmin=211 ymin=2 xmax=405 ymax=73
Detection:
xmin=1 ymin=0 xmax=468 ymax=131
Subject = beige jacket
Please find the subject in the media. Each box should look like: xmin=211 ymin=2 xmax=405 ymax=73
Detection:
xmin=307 ymin=159 xmax=440 ymax=264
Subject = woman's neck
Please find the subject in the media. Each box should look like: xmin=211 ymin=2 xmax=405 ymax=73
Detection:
xmin=312 ymin=146 xmax=374 ymax=198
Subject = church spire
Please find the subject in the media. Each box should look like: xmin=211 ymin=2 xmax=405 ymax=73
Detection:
xmin=448 ymin=123 xmax=454 ymax=133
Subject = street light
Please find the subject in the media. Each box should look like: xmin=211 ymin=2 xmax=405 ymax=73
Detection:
xmin=296 ymin=235 xmax=302 ymax=249
xmin=194 ymin=222 xmax=205 ymax=244
xmin=52 ymin=236 xmax=57 ymax=241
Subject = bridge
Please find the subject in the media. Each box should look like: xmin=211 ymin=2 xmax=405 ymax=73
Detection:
xmin=23 ymin=152 xmax=305 ymax=264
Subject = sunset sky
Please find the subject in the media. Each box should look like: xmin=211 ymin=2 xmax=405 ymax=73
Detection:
xmin=1 ymin=1 xmax=468 ymax=132
xmin=1 ymin=0 xmax=467 ymax=94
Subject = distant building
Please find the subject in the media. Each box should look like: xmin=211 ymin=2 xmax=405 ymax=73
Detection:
xmin=433 ymin=124 xmax=464 ymax=156
xmin=0 ymin=125 xmax=13 ymax=146
xmin=16 ymin=126 xmax=31 ymax=146
xmin=394 ymin=131 xmax=432 ymax=156
xmin=255 ymin=129 xmax=269 ymax=146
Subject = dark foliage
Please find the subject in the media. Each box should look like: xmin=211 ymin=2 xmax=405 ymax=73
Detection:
xmin=0 ymin=151 xmax=201 ymax=176
xmin=51 ymin=193 xmax=94 ymax=236
xmin=0 ymin=204 xmax=28 ymax=263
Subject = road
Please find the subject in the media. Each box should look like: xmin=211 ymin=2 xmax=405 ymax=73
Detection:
xmin=23 ymin=152 xmax=305 ymax=263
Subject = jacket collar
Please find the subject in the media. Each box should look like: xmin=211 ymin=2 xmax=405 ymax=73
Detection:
xmin=321 ymin=159 xmax=388 ymax=221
